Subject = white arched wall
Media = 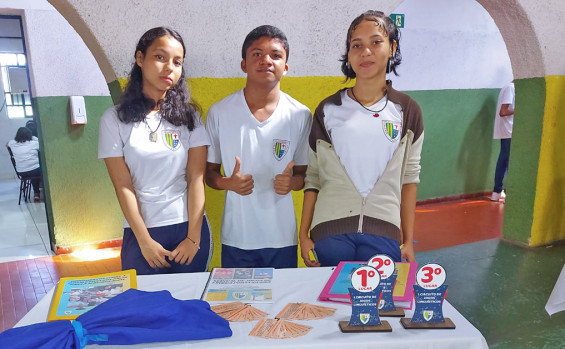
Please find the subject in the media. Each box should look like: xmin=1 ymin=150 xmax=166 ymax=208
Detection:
xmin=47 ymin=0 xmax=554 ymax=82
xmin=36 ymin=0 xmax=565 ymax=253
xmin=392 ymin=0 xmax=513 ymax=90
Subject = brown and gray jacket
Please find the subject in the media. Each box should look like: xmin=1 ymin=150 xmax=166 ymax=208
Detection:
xmin=304 ymin=81 xmax=424 ymax=243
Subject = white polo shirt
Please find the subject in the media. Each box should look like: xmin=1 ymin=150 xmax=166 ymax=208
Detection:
xmin=323 ymin=90 xmax=403 ymax=197
xmin=206 ymin=90 xmax=312 ymax=249
xmin=98 ymin=107 xmax=210 ymax=228
xmin=8 ymin=137 xmax=40 ymax=173
xmin=493 ymin=82 xmax=515 ymax=139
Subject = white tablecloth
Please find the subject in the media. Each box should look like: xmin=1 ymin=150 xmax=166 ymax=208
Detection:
xmin=16 ymin=267 xmax=488 ymax=349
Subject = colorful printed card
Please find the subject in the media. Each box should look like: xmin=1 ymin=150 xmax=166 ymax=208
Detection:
xmin=201 ymin=268 xmax=274 ymax=303
xmin=47 ymin=269 xmax=137 ymax=321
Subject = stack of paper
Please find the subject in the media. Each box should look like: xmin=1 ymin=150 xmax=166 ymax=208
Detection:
xmin=249 ymin=318 xmax=312 ymax=339
xmin=275 ymin=302 xmax=336 ymax=320
xmin=211 ymin=301 xmax=268 ymax=322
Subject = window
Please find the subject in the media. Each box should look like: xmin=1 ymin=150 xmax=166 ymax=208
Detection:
xmin=0 ymin=16 xmax=32 ymax=119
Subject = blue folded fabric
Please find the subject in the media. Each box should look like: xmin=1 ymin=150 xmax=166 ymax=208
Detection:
xmin=0 ymin=289 xmax=232 ymax=349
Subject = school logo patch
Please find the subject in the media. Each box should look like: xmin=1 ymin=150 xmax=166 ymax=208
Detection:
xmin=273 ymin=139 xmax=290 ymax=161
xmin=379 ymin=299 xmax=385 ymax=310
xmin=162 ymin=130 xmax=181 ymax=151
xmin=423 ymin=310 xmax=434 ymax=322
xmin=360 ymin=313 xmax=370 ymax=324
xmin=382 ymin=121 xmax=401 ymax=142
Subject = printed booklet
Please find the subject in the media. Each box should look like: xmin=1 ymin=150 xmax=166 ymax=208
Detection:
xmin=319 ymin=261 xmax=417 ymax=309
xmin=47 ymin=269 xmax=137 ymax=321
xmin=201 ymin=268 xmax=274 ymax=303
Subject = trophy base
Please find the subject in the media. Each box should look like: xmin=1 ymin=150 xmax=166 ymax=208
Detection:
xmin=400 ymin=317 xmax=456 ymax=329
xmin=339 ymin=320 xmax=392 ymax=333
xmin=379 ymin=308 xmax=405 ymax=317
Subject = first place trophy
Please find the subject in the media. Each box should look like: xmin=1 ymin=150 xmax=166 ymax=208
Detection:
xmin=339 ymin=265 xmax=392 ymax=333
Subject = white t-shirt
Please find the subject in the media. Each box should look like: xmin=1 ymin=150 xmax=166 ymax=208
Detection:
xmin=493 ymin=82 xmax=515 ymax=139
xmin=8 ymin=137 xmax=40 ymax=172
xmin=324 ymin=90 xmax=403 ymax=197
xmin=206 ymin=90 xmax=312 ymax=249
xmin=98 ymin=107 xmax=210 ymax=228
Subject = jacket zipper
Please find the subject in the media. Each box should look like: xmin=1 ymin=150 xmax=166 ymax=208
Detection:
xmin=358 ymin=197 xmax=366 ymax=233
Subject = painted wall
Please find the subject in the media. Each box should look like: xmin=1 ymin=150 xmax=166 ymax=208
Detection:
xmin=530 ymin=76 xmax=565 ymax=245
xmin=35 ymin=96 xmax=121 ymax=246
xmin=393 ymin=0 xmax=513 ymax=91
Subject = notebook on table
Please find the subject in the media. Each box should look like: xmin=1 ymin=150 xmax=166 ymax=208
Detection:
xmin=318 ymin=261 xmax=417 ymax=309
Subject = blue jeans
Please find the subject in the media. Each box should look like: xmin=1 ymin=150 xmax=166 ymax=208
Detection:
xmin=314 ymin=233 xmax=401 ymax=267
xmin=221 ymin=244 xmax=297 ymax=269
xmin=494 ymin=138 xmax=511 ymax=193
xmin=121 ymin=216 xmax=212 ymax=275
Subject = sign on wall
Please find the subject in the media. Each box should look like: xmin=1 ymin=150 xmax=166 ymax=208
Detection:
xmin=390 ymin=13 xmax=405 ymax=28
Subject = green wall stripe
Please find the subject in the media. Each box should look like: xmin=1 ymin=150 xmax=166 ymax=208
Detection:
xmin=406 ymin=89 xmax=500 ymax=199
xmin=502 ymin=78 xmax=545 ymax=244
xmin=33 ymin=98 xmax=55 ymax=248
xmin=34 ymin=96 xmax=122 ymax=247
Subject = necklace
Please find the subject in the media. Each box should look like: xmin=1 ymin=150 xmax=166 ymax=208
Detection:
xmin=144 ymin=117 xmax=162 ymax=142
xmin=350 ymin=88 xmax=388 ymax=117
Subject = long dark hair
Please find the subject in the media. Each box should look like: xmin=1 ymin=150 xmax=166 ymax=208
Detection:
xmin=340 ymin=10 xmax=402 ymax=80
xmin=15 ymin=127 xmax=33 ymax=143
xmin=117 ymin=27 xmax=200 ymax=130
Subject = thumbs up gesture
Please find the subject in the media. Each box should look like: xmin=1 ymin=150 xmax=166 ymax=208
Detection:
xmin=229 ymin=156 xmax=254 ymax=195
xmin=274 ymin=160 xmax=295 ymax=195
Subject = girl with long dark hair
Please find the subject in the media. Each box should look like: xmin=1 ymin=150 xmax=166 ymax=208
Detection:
xmin=98 ymin=27 xmax=211 ymax=274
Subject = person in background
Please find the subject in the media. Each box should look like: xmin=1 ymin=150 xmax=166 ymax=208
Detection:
xmin=299 ymin=10 xmax=423 ymax=267
xmin=98 ymin=27 xmax=211 ymax=275
xmin=491 ymin=81 xmax=515 ymax=202
xmin=205 ymin=25 xmax=312 ymax=269
xmin=25 ymin=120 xmax=38 ymax=138
xmin=7 ymin=127 xmax=42 ymax=201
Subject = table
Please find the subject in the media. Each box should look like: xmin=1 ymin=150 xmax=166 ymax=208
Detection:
xmin=16 ymin=267 xmax=488 ymax=348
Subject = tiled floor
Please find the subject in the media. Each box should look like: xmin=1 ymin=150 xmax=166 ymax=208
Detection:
xmin=0 ymin=180 xmax=51 ymax=263
xmin=0 ymin=250 xmax=121 ymax=331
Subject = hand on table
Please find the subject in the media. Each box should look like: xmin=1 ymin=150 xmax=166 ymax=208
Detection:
xmin=300 ymin=237 xmax=321 ymax=267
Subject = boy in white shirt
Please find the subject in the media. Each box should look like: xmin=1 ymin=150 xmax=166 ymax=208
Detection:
xmin=205 ymin=25 xmax=312 ymax=268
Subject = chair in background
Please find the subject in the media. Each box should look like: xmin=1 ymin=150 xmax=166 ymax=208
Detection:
xmin=6 ymin=146 xmax=39 ymax=205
